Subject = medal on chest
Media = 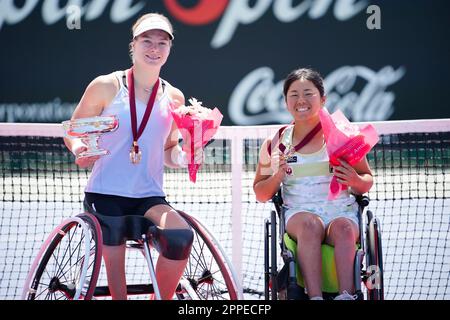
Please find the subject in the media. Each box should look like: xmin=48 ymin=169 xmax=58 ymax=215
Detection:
xmin=280 ymin=146 xmax=295 ymax=176
xmin=129 ymin=141 xmax=142 ymax=164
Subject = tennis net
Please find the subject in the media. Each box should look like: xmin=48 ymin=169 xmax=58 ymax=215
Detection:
xmin=1 ymin=119 xmax=449 ymax=299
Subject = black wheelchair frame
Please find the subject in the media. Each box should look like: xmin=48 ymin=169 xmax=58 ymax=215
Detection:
xmin=264 ymin=192 xmax=384 ymax=300
xmin=22 ymin=210 xmax=241 ymax=300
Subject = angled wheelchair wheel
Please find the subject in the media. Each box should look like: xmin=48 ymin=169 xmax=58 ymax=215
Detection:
xmin=264 ymin=217 xmax=271 ymax=300
xmin=22 ymin=213 xmax=102 ymax=300
xmin=176 ymin=211 xmax=241 ymax=300
xmin=365 ymin=210 xmax=384 ymax=300
xmin=264 ymin=211 xmax=280 ymax=300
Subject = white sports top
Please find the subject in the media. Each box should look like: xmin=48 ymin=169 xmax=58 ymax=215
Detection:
xmin=275 ymin=126 xmax=356 ymax=208
xmin=85 ymin=71 xmax=173 ymax=198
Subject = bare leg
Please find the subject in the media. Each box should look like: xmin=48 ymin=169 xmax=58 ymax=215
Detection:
xmin=102 ymin=244 xmax=127 ymax=300
xmin=325 ymin=217 xmax=359 ymax=294
xmin=155 ymin=256 xmax=188 ymax=299
xmin=286 ymin=212 xmax=325 ymax=299
xmin=145 ymin=205 xmax=191 ymax=300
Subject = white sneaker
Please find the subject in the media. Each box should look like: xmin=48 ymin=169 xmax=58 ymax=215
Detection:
xmin=309 ymin=296 xmax=324 ymax=300
xmin=334 ymin=291 xmax=358 ymax=300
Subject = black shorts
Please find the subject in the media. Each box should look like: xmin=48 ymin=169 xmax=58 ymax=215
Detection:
xmin=83 ymin=192 xmax=172 ymax=246
xmin=84 ymin=192 xmax=171 ymax=217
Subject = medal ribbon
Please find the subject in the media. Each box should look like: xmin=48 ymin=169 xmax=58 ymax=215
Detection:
xmin=127 ymin=67 xmax=160 ymax=155
xmin=267 ymin=122 xmax=322 ymax=156
xmin=279 ymin=122 xmax=322 ymax=155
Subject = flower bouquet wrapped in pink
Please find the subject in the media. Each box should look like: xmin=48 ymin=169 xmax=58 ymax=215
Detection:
xmin=170 ymin=98 xmax=223 ymax=183
xmin=319 ymin=108 xmax=379 ymax=200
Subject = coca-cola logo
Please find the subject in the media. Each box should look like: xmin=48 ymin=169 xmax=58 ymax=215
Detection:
xmin=229 ymin=65 xmax=405 ymax=125
xmin=325 ymin=66 xmax=405 ymax=121
xmin=0 ymin=0 xmax=368 ymax=48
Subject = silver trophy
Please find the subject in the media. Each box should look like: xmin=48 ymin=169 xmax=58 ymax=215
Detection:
xmin=62 ymin=115 xmax=119 ymax=159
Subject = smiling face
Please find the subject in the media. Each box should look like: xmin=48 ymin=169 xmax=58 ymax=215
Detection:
xmin=132 ymin=29 xmax=172 ymax=67
xmin=285 ymin=78 xmax=326 ymax=122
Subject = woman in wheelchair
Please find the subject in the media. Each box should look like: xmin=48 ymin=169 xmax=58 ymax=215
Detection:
xmin=253 ymin=68 xmax=374 ymax=300
xmin=63 ymin=13 xmax=199 ymax=300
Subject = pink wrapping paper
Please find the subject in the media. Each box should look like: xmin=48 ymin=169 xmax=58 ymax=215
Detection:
xmin=319 ymin=108 xmax=379 ymax=200
xmin=170 ymin=99 xmax=223 ymax=183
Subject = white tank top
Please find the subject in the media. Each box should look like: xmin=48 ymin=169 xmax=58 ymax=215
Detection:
xmin=85 ymin=71 xmax=173 ymax=198
xmin=279 ymin=126 xmax=356 ymax=208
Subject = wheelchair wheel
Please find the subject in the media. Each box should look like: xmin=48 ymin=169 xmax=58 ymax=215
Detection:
xmin=22 ymin=213 xmax=102 ymax=300
xmin=176 ymin=211 xmax=241 ymax=300
xmin=264 ymin=217 xmax=270 ymax=300
xmin=263 ymin=210 xmax=282 ymax=300
xmin=365 ymin=210 xmax=384 ymax=300
xmin=270 ymin=209 xmax=278 ymax=300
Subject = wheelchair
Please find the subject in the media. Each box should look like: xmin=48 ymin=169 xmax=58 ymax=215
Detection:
xmin=264 ymin=192 xmax=384 ymax=300
xmin=22 ymin=209 xmax=241 ymax=300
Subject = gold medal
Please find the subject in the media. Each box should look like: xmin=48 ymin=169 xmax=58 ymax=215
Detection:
xmin=285 ymin=153 xmax=294 ymax=176
xmin=280 ymin=146 xmax=295 ymax=176
xmin=129 ymin=141 xmax=142 ymax=164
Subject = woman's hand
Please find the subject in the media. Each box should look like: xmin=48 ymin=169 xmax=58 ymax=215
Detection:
xmin=273 ymin=152 xmax=291 ymax=181
xmin=332 ymin=160 xmax=362 ymax=188
xmin=74 ymin=146 xmax=100 ymax=168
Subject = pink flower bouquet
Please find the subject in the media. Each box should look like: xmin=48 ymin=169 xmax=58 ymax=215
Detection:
xmin=319 ymin=108 xmax=379 ymax=200
xmin=170 ymin=98 xmax=223 ymax=183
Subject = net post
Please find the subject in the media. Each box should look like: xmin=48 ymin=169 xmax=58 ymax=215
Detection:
xmin=230 ymin=129 xmax=243 ymax=294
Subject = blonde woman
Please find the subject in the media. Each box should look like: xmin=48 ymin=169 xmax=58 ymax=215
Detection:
xmin=64 ymin=13 xmax=194 ymax=300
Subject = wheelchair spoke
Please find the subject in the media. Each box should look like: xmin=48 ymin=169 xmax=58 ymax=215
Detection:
xmin=56 ymin=239 xmax=98 ymax=293
xmin=179 ymin=221 xmax=235 ymax=299
xmin=191 ymin=233 xmax=208 ymax=268
xmin=55 ymin=228 xmax=84 ymax=280
xmin=34 ymin=287 xmax=50 ymax=300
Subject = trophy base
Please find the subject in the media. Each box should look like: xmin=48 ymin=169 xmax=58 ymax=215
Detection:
xmin=77 ymin=149 xmax=110 ymax=159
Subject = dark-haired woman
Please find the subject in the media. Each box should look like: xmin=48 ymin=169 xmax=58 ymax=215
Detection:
xmin=253 ymin=68 xmax=374 ymax=300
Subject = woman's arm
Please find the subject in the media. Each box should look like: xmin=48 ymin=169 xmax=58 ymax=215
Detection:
xmin=164 ymin=86 xmax=187 ymax=168
xmin=63 ymin=74 xmax=118 ymax=167
xmin=253 ymin=138 xmax=289 ymax=202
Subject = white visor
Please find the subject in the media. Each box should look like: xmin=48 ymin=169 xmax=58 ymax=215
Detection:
xmin=133 ymin=16 xmax=174 ymax=40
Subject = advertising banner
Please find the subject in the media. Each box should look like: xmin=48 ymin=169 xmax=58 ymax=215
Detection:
xmin=1 ymin=0 xmax=449 ymax=125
